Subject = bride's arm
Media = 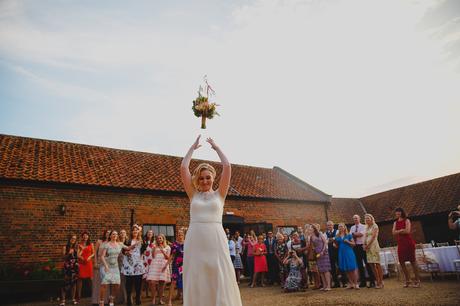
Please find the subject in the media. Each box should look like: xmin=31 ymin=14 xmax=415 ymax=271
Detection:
xmin=206 ymin=138 xmax=231 ymax=199
xmin=181 ymin=135 xmax=201 ymax=199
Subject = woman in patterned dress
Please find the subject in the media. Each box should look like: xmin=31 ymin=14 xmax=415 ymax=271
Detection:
xmin=76 ymin=231 xmax=94 ymax=303
xmin=233 ymin=234 xmax=244 ymax=285
xmin=99 ymin=230 xmax=141 ymax=306
xmin=60 ymin=234 xmax=79 ymax=306
xmin=311 ymin=224 xmax=331 ymax=291
xmin=122 ymin=225 xmax=146 ymax=305
xmin=274 ymin=233 xmax=288 ymax=288
xmin=283 ymin=250 xmax=303 ymax=292
xmin=364 ymin=214 xmax=384 ymax=289
xmin=144 ymin=233 xmax=171 ymax=305
xmin=392 ymin=207 xmax=421 ymax=288
xmin=167 ymin=229 xmax=185 ymax=306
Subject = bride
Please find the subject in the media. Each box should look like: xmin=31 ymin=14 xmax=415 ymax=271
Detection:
xmin=181 ymin=135 xmax=242 ymax=306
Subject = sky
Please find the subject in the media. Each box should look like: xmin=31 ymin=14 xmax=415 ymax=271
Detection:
xmin=1 ymin=0 xmax=459 ymax=198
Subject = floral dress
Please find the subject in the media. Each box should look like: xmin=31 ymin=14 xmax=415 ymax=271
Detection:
xmin=171 ymin=241 xmax=184 ymax=289
xmin=100 ymin=242 xmax=123 ymax=285
xmin=275 ymin=242 xmax=288 ymax=273
xmin=121 ymin=240 xmax=145 ymax=276
xmin=63 ymin=247 xmax=79 ymax=291
xmin=365 ymin=224 xmax=381 ymax=264
xmin=144 ymin=244 xmax=171 ymax=282
xmin=284 ymin=259 xmax=302 ymax=292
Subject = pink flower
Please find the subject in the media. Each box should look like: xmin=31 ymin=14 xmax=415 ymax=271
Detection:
xmin=144 ymin=262 xmax=148 ymax=267
xmin=145 ymin=251 xmax=150 ymax=257
xmin=147 ymin=259 xmax=152 ymax=265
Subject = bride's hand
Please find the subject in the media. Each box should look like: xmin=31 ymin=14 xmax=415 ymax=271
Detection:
xmin=192 ymin=135 xmax=202 ymax=150
xmin=206 ymin=138 xmax=218 ymax=150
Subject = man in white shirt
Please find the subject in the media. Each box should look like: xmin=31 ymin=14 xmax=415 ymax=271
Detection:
xmin=235 ymin=230 xmax=243 ymax=250
xmin=350 ymin=215 xmax=375 ymax=288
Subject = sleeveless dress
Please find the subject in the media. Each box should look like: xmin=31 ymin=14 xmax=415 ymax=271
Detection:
xmin=254 ymin=243 xmax=268 ymax=273
xmin=100 ymin=242 xmax=123 ymax=285
xmin=364 ymin=224 xmax=381 ymax=264
xmin=63 ymin=247 xmax=79 ymax=291
xmin=284 ymin=259 xmax=302 ymax=291
xmin=311 ymin=235 xmax=331 ymax=273
xmin=78 ymin=243 xmax=93 ymax=279
xmin=183 ymin=190 xmax=242 ymax=306
xmin=395 ymin=219 xmax=416 ymax=263
xmin=145 ymin=244 xmax=171 ymax=282
xmin=336 ymin=234 xmax=357 ymax=272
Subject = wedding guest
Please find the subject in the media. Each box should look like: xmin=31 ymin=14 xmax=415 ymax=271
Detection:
xmin=275 ymin=233 xmax=288 ymax=288
xmin=92 ymin=229 xmax=110 ymax=305
xmin=283 ymin=250 xmax=303 ymax=292
xmin=325 ymin=221 xmax=347 ymax=287
xmin=364 ymin=214 xmax=384 ymax=289
xmin=122 ymin=225 xmax=145 ymax=305
xmin=311 ymin=224 xmax=331 ymax=291
xmin=99 ymin=230 xmax=140 ymax=306
xmin=229 ymin=236 xmax=236 ymax=263
xmin=448 ymin=204 xmax=460 ymax=240
xmin=251 ymin=235 xmax=268 ymax=287
xmin=265 ymin=231 xmax=279 ymax=285
xmin=243 ymin=231 xmax=257 ymax=285
xmin=167 ymin=229 xmax=185 ymax=306
xmin=241 ymin=234 xmax=249 ymax=277
xmin=141 ymin=229 xmax=155 ymax=298
xmin=60 ymin=234 xmax=79 ymax=306
xmin=233 ymin=235 xmax=244 ymax=285
xmin=350 ymin=215 xmax=375 ymax=288
xmin=392 ymin=207 xmax=421 ymax=288
xmin=225 ymin=228 xmax=231 ymax=239
xmin=290 ymin=231 xmax=308 ymax=288
xmin=76 ymin=231 xmax=94 ymax=303
xmin=305 ymin=227 xmax=320 ymax=289
xmin=116 ymin=229 xmax=128 ymax=304
xmin=235 ymin=230 xmax=243 ymax=251
xmin=145 ymin=234 xmax=171 ymax=305
xmin=334 ymin=223 xmax=359 ymax=289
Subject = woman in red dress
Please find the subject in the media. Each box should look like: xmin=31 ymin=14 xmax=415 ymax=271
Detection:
xmin=251 ymin=235 xmax=268 ymax=287
xmin=392 ymin=207 xmax=421 ymax=288
xmin=77 ymin=231 xmax=95 ymax=301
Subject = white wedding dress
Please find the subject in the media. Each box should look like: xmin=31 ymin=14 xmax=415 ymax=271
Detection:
xmin=183 ymin=190 xmax=242 ymax=306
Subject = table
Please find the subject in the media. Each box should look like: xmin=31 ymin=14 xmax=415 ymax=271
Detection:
xmin=379 ymin=246 xmax=459 ymax=274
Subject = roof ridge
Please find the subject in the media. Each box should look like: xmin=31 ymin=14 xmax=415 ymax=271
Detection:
xmin=359 ymin=172 xmax=460 ymax=199
xmin=273 ymin=166 xmax=331 ymax=200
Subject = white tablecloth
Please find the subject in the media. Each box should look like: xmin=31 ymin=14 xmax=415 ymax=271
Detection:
xmin=379 ymin=246 xmax=459 ymax=274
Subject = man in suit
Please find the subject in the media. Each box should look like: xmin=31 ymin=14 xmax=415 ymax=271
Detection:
xmin=325 ymin=220 xmax=347 ymax=287
xmin=264 ymin=231 xmax=279 ymax=285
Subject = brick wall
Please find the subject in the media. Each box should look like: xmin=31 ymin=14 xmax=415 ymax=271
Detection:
xmin=0 ymin=181 xmax=328 ymax=265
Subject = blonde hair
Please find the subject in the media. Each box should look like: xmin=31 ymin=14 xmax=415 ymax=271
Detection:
xmin=364 ymin=213 xmax=376 ymax=225
xmin=338 ymin=223 xmax=349 ymax=235
xmin=192 ymin=163 xmax=216 ymax=190
xmin=155 ymin=233 xmax=168 ymax=248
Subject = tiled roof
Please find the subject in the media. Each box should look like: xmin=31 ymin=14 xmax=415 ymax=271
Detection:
xmin=328 ymin=198 xmax=366 ymax=224
xmin=360 ymin=173 xmax=460 ymax=222
xmin=0 ymin=134 xmax=330 ymax=202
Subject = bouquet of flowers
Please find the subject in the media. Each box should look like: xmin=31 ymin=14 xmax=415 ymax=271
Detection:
xmin=192 ymin=76 xmax=219 ymax=129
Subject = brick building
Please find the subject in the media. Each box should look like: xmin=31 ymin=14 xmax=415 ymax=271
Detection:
xmin=0 ymin=134 xmax=331 ymax=266
xmin=1 ymin=134 xmax=459 ymax=267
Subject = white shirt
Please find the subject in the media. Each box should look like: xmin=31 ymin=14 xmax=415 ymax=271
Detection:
xmin=229 ymin=240 xmax=236 ymax=256
xmin=236 ymin=236 xmax=243 ymax=250
xmin=350 ymin=223 xmax=366 ymax=245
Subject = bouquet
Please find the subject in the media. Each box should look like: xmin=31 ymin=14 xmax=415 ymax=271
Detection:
xmin=192 ymin=76 xmax=219 ymax=129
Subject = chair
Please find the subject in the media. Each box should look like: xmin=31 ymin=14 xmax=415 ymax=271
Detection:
xmin=454 ymin=240 xmax=460 ymax=280
xmin=436 ymin=242 xmax=449 ymax=247
xmin=387 ymin=246 xmax=401 ymax=280
xmin=415 ymin=243 xmax=441 ymax=281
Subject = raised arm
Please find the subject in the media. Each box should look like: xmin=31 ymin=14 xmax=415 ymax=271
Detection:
xmin=206 ymin=138 xmax=231 ymax=198
xmin=181 ymin=135 xmax=202 ymax=199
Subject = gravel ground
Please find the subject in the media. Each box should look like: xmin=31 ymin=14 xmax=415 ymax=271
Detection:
xmin=8 ymin=277 xmax=460 ymax=306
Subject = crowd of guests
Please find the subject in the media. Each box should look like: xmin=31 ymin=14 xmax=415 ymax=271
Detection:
xmin=60 ymin=207 xmax=424 ymax=305
xmin=60 ymin=225 xmax=184 ymax=306
xmin=227 ymin=207 xmax=421 ymax=293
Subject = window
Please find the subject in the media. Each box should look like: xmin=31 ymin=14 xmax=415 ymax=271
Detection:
xmin=277 ymin=226 xmax=296 ymax=235
xmin=143 ymin=224 xmax=176 ymax=243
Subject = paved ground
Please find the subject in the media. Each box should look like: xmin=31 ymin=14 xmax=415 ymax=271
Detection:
xmin=8 ymin=277 xmax=460 ymax=306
